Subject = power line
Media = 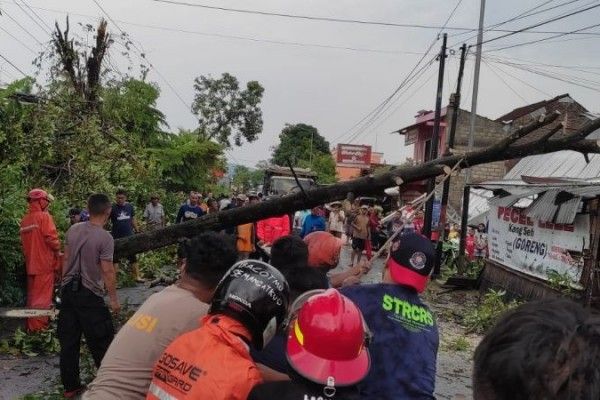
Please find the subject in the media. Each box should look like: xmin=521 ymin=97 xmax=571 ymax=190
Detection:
xmin=483 ymin=59 xmax=529 ymax=104
xmin=337 ymin=0 xmax=464 ymax=144
xmin=481 ymin=56 xmax=553 ymax=96
xmin=1 ymin=8 xmax=44 ymax=45
xmin=336 ymin=0 xmax=462 ymax=141
xmin=487 ymin=21 xmax=600 ymax=51
xmin=485 ymin=57 xmax=600 ymax=92
xmin=0 ymin=2 xmax=435 ymax=56
xmin=0 ymin=52 xmax=28 ymax=77
xmin=20 ymin=0 xmax=54 ymax=32
xmin=479 ymin=2 xmax=600 ymax=46
xmin=13 ymin=0 xmax=51 ymax=35
xmin=449 ymin=0 xmax=581 ymax=42
xmin=91 ymin=0 xmax=193 ymax=114
xmin=0 ymin=25 xmax=37 ymax=55
xmin=147 ymin=0 xmax=600 ymax=36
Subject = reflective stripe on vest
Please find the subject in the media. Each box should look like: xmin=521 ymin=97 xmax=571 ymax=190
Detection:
xmin=148 ymin=382 xmax=179 ymax=400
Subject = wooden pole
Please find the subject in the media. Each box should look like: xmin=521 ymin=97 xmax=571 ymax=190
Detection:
xmin=434 ymin=43 xmax=467 ymax=276
xmin=423 ymin=33 xmax=448 ymax=239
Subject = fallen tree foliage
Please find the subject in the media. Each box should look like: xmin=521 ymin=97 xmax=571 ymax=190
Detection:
xmin=115 ymin=113 xmax=600 ymax=258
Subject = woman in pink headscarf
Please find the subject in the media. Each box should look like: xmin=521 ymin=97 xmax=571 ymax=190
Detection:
xmin=303 ymin=231 xmax=364 ymax=288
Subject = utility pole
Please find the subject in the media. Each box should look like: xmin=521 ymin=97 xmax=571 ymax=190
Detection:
xmin=434 ymin=43 xmax=467 ymax=276
xmin=459 ymin=0 xmax=486 ymax=259
xmin=423 ymin=33 xmax=448 ymax=239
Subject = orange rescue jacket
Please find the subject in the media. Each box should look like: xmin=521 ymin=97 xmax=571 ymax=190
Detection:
xmin=19 ymin=202 xmax=61 ymax=275
xmin=147 ymin=314 xmax=262 ymax=400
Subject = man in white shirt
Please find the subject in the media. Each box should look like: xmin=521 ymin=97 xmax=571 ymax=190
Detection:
xmin=143 ymin=195 xmax=165 ymax=230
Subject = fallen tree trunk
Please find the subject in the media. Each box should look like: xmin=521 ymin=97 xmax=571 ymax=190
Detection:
xmin=115 ymin=113 xmax=600 ymax=258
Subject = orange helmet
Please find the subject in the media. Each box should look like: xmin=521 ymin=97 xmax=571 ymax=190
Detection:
xmin=304 ymin=231 xmax=342 ymax=269
xmin=27 ymin=189 xmax=54 ymax=202
xmin=286 ymin=289 xmax=371 ymax=388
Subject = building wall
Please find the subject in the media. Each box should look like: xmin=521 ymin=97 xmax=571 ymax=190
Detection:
xmin=335 ymin=152 xmax=385 ymax=181
xmin=443 ymin=108 xmax=508 ymax=210
xmin=503 ymin=97 xmax=589 ymax=171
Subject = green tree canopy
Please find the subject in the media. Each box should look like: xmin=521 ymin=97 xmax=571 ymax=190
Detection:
xmin=230 ymin=165 xmax=263 ymax=192
xmin=192 ymin=73 xmax=264 ymax=148
xmin=271 ymin=123 xmax=337 ymax=183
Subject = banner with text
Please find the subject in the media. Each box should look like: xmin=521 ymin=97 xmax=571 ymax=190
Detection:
xmin=488 ymin=206 xmax=590 ymax=282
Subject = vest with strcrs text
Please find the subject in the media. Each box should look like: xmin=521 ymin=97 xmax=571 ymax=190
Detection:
xmin=341 ymin=283 xmax=439 ymax=400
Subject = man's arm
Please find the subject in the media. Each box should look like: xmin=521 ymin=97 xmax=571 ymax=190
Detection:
xmin=101 ymin=260 xmax=120 ymax=313
xmin=328 ymin=264 xmax=364 ymax=288
xmin=60 ymin=245 xmax=69 ymax=279
xmin=42 ymin=214 xmax=61 ymax=253
xmin=175 ymin=206 xmax=184 ymax=224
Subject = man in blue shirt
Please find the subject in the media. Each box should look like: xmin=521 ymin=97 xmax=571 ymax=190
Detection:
xmin=300 ymin=206 xmax=326 ymax=238
xmin=110 ymin=189 xmax=142 ymax=282
xmin=175 ymin=192 xmax=204 ymax=269
xmin=341 ymin=233 xmax=439 ymax=399
xmin=175 ymin=192 xmax=204 ymax=223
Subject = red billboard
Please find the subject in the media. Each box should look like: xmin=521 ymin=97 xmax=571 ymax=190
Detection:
xmin=336 ymin=144 xmax=372 ymax=167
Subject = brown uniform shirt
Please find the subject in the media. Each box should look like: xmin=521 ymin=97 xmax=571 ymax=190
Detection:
xmin=84 ymin=285 xmax=209 ymax=400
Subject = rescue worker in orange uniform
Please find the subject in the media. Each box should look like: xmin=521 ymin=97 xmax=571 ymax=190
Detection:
xmin=19 ymin=188 xmax=62 ymax=332
xmin=147 ymin=260 xmax=290 ymax=400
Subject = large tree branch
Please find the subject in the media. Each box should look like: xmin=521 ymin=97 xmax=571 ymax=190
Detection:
xmin=115 ymin=116 xmax=600 ymax=258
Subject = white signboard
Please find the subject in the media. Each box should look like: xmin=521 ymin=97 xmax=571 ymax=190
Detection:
xmin=488 ymin=206 xmax=590 ymax=282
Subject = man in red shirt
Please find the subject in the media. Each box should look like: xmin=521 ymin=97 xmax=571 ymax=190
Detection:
xmin=147 ymin=260 xmax=290 ymax=400
xmin=19 ymin=188 xmax=61 ymax=332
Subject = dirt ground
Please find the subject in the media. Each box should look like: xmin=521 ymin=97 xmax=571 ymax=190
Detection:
xmin=0 ymin=245 xmax=479 ymax=400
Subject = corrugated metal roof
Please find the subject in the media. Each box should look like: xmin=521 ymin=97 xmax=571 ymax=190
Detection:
xmin=525 ymin=189 xmax=560 ymax=221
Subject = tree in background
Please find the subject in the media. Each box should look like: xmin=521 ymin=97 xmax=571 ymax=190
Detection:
xmin=192 ymin=73 xmax=264 ymax=148
xmin=271 ymin=123 xmax=337 ymax=183
xmin=0 ymin=19 xmax=257 ymax=306
xmin=231 ymin=165 xmax=263 ymax=193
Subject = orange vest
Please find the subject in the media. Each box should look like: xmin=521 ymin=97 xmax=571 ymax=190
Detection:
xmin=19 ymin=202 xmax=61 ymax=275
xmin=147 ymin=314 xmax=262 ymax=400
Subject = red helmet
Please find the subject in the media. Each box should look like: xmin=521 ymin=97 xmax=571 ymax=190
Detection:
xmin=27 ymin=189 xmax=54 ymax=202
xmin=286 ymin=289 xmax=371 ymax=388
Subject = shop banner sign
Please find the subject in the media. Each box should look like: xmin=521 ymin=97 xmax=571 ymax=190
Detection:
xmin=488 ymin=206 xmax=590 ymax=282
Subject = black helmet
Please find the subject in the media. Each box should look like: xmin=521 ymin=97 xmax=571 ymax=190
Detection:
xmin=210 ymin=260 xmax=290 ymax=350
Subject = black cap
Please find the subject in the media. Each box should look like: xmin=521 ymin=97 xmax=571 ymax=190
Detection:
xmin=210 ymin=260 xmax=290 ymax=350
xmin=387 ymin=233 xmax=435 ymax=293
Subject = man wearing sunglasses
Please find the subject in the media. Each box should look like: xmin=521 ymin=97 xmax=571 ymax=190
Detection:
xmin=341 ymin=232 xmax=439 ymax=399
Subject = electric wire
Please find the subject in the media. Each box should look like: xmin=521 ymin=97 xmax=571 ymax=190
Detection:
xmin=0 ymin=52 xmax=28 ymax=76
xmin=478 ymin=2 xmax=600 ymax=46
xmin=482 ymin=59 xmax=529 ymax=104
xmin=334 ymin=0 xmax=464 ymax=144
xmin=483 ymin=58 xmax=553 ymax=97
xmin=0 ymin=2 xmax=443 ymax=57
xmin=486 ymin=21 xmax=600 ymax=51
xmin=20 ymin=0 xmax=53 ymax=32
xmin=13 ymin=0 xmax=51 ymax=35
xmin=147 ymin=0 xmax=600 ymax=35
xmin=91 ymin=0 xmax=193 ymax=113
xmin=1 ymin=8 xmax=44 ymax=45
xmin=0 ymin=25 xmax=37 ymax=55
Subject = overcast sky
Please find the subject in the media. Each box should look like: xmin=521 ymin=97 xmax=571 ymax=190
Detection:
xmin=1 ymin=0 xmax=599 ymax=167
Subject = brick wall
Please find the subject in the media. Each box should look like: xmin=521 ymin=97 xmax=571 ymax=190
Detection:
xmin=445 ymin=108 xmax=508 ymax=210
xmin=503 ymin=96 xmax=589 ymax=171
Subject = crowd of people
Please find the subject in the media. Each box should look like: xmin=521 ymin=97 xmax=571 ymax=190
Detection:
xmin=17 ymin=188 xmax=600 ymax=399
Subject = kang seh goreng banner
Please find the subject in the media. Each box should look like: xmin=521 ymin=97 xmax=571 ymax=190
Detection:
xmin=488 ymin=206 xmax=590 ymax=282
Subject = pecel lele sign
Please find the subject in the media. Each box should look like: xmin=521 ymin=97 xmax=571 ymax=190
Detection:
xmin=488 ymin=206 xmax=590 ymax=283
